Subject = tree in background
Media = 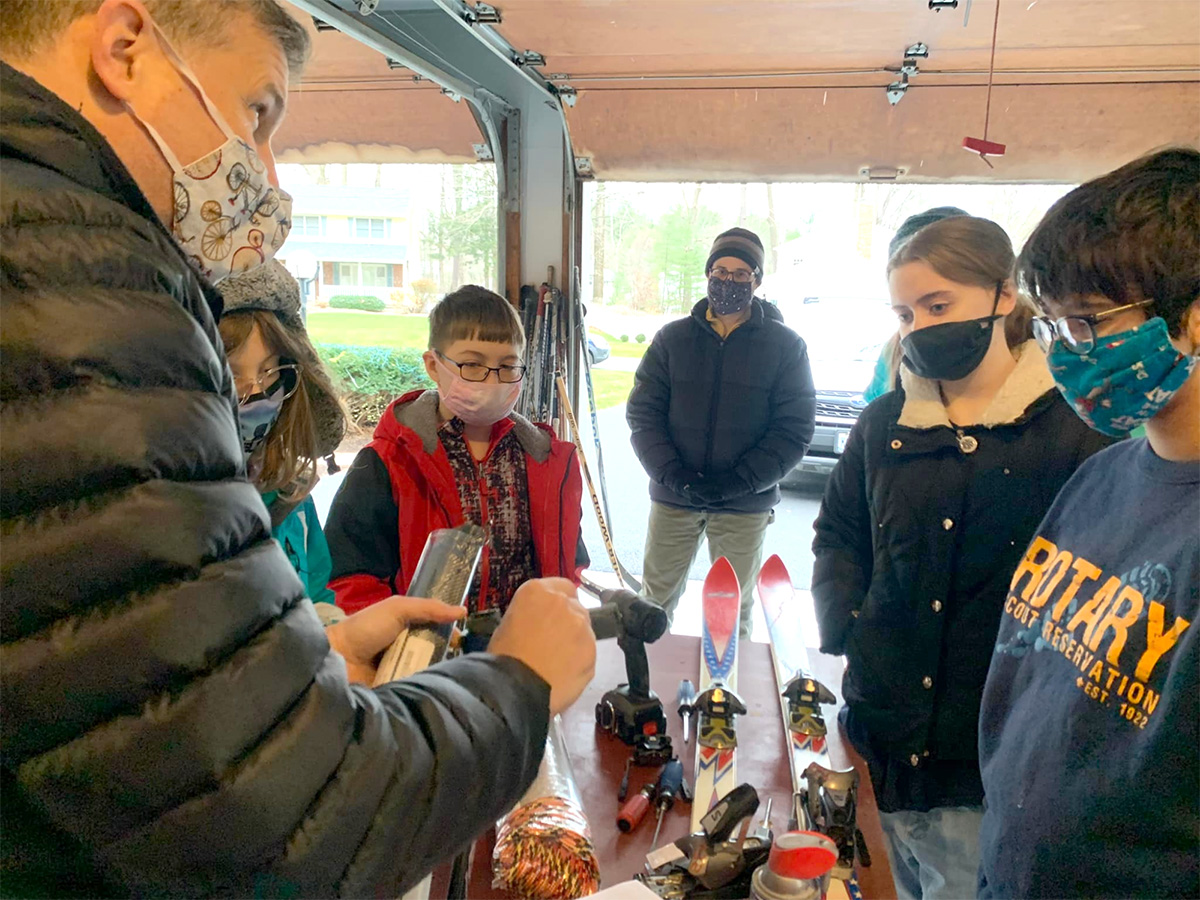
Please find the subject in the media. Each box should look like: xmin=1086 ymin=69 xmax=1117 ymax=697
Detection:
xmin=422 ymin=165 xmax=498 ymax=292
xmin=592 ymin=182 xmax=606 ymax=304
xmin=653 ymin=200 xmax=721 ymax=313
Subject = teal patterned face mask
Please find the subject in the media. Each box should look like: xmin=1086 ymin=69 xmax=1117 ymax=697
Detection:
xmin=1048 ymin=317 xmax=1197 ymax=436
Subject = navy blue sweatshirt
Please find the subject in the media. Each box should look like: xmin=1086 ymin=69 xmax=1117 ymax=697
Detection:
xmin=978 ymin=438 xmax=1199 ymax=898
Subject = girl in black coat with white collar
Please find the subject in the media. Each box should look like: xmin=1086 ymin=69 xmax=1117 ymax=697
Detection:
xmin=812 ymin=216 xmax=1113 ymax=900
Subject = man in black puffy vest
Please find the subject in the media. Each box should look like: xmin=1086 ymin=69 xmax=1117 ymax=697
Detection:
xmin=0 ymin=2 xmax=594 ymax=896
xmin=627 ymin=227 xmax=816 ymax=636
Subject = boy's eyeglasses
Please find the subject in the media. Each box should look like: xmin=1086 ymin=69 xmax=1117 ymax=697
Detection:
xmin=436 ymin=350 xmax=526 ymax=384
xmin=237 ymin=363 xmax=301 ymax=405
xmin=1031 ymin=300 xmax=1153 ymax=356
xmin=710 ymin=266 xmax=756 ymax=284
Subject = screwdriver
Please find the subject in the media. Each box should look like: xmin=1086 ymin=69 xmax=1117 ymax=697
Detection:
xmin=617 ymin=781 xmax=656 ymax=833
xmin=618 ymin=756 xmax=633 ymax=802
xmin=677 ymin=679 xmax=696 ymax=744
xmin=650 ymin=758 xmax=684 ymax=848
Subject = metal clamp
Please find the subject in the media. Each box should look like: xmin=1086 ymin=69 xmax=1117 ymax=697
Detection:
xmin=514 ymin=50 xmax=546 ymax=67
xmin=464 ymin=2 xmax=502 ymax=24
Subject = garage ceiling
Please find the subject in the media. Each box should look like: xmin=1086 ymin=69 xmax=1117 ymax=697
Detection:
xmin=275 ymin=0 xmax=1200 ymax=183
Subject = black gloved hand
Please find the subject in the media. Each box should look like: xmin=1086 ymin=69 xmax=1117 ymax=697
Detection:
xmin=685 ymin=472 xmax=752 ymax=506
xmin=662 ymin=466 xmax=700 ymax=496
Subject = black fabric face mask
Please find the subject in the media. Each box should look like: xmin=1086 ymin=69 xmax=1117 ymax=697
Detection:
xmin=707 ymin=276 xmax=754 ymax=315
xmin=900 ymin=283 xmax=1003 ymax=381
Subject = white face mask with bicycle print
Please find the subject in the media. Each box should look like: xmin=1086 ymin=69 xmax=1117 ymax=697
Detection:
xmin=123 ymin=22 xmax=292 ymax=284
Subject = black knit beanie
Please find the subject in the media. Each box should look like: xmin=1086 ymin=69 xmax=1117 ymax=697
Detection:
xmin=705 ymin=227 xmax=765 ymax=279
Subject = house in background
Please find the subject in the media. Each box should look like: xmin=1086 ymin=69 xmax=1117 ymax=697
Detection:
xmin=279 ymin=184 xmax=411 ymax=306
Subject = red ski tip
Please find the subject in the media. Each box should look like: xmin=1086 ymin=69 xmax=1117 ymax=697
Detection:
xmin=758 ymin=554 xmax=790 ymax=586
xmin=768 ymin=830 xmax=839 ymax=879
xmin=703 ymin=557 xmax=740 ymax=665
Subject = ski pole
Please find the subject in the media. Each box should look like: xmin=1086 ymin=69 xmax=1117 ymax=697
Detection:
xmin=575 ymin=309 xmax=642 ymax=590
xmin=555 ymin=374 xmax=627 ymax=585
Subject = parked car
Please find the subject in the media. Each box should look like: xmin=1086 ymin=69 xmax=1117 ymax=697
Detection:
xmin=774 ymin=297 xmax=896 ymax=485
xmin=587 ymin=332 xmax=611 ymax=365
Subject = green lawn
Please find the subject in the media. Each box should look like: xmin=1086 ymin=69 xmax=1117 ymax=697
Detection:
xmin=591 ymin=328 xmax=649 ymax=359
xmin=307 ymin=312 xmax=430 ymax=349
xmin=590 ymin=370 xmax=634 ymax=410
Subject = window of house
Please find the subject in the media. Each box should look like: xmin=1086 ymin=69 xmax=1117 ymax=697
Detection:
xmin=294 ymin=215 xmax=323 ymax=237
xmin=331 ymin=262 xmax=393 ymax=288
xmin=353 ymin=217 xmax=387 ymax=239
xmin=361 ymin=264 xmax=390 ymax=287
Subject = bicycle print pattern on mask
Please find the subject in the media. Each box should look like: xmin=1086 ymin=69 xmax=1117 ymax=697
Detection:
xmin=174 ymin=146 xmax=292 ymax=283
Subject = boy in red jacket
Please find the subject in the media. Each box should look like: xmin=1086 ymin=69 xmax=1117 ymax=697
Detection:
xmin=325 ymin=285 xmax=585 ymax=615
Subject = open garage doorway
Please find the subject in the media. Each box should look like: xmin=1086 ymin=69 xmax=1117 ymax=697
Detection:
xmin=575 ymin=179 xmax=1074 ymax=638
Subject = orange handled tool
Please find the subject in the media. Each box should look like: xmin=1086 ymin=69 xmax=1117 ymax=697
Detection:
xmin=617 ymin=782 xmax=656 ymax=833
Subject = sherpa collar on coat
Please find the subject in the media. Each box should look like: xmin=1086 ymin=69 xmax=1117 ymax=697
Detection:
xmin=392 ymin=389 xmax=552 ymax=461
xmin=897 ymin=340 xmax=1056 ymax=429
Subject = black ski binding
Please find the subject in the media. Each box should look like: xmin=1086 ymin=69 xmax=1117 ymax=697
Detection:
xmin=694 ymin=685 xmax=747 ymax=750
xmin=637 ymin=784 xmax=772 ymax=898
xmin=781 ymin=672 xmax=836 ymax=742
xmin=802 ymin=762 xmax=869 ymax=876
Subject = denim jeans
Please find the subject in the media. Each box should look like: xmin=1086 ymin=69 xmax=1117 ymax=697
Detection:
xmin=879 ymin=805 xmax=984 ymax=900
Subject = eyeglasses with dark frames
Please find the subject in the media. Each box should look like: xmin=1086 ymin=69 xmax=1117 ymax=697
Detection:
xmin=1031 ymin=300 xmax=1154 ymax=356
xmin=436 ymin=350 xmax=527 ymax=384
xmin=709 ymin=266 xmax=756 ymax=284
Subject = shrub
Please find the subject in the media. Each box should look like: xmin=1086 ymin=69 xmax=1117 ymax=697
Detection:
xmin=329 ymin=295 xmax=386 ymax=313
xmin=389 ymin=288 xmax=424 ymax=314
xmin=411 ymin=278 xmax=439 ymax=309
xmin=635 ymin=333 xmax=646 ymax=343
xmin=619 ymin=334 xmax=629 ymax=342
xmin=315 ymin=343 xmax=432 ymax=426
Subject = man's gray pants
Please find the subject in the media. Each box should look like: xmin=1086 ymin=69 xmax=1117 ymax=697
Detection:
xmin=640 ymin=501 xmax=774 ymax=638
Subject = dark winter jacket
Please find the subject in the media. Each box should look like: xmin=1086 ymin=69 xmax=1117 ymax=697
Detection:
xmin=0 ymin=63 xmax=548 ymax=897
xmin=811 ymin=343 xmax=1114 ymax=812
xmin=324 ymin=389 xmax=585 ymax=615
xmin=627 ymin=298 xmax=816 ymax=513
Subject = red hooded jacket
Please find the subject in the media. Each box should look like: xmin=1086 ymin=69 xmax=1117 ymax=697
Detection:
xmin=325 ymin=389 xmax=585 ymax=614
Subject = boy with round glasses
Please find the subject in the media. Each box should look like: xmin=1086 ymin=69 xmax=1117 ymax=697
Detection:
xmin=978 ymin=147 xmax=1199 ymax=898
xmin=325 ymin=285 xmax=585 ymax=615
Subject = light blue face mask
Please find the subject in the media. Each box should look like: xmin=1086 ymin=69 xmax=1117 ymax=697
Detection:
xmin=1048 ymin=317 xmax=1197 ymax=437
xmin=238 ymin=390 xmax=285 ymax=457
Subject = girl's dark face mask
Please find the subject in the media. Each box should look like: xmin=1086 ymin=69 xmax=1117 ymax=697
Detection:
xmin=237 ymin=365 xmax=297 ymax=457
xmin=900 ymin=283 xmax=1003 ymax=381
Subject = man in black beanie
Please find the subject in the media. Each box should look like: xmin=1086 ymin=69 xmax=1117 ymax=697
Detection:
xmin=627 ymin=227 xmax=816 ymax=636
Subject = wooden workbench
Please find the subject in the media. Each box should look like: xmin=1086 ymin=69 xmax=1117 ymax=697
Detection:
xmin=437 ymin=634 xmax=896 ymax=899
